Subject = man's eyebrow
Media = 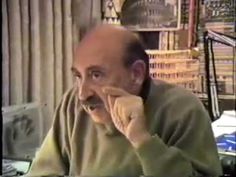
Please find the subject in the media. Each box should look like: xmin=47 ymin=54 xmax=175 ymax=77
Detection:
xmin=71 ymin=67 xmax=80 ymax=75
xmin=86 ymin=65 xmax=106 ymax=72
xmin=71 ymin=65 xmax=107 ymax=75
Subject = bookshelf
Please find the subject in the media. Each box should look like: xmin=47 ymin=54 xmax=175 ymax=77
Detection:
xmin=197 ymin=0 xmax=235 ymax=98
xmin=102 ymin=0 xmax=235 ymax=101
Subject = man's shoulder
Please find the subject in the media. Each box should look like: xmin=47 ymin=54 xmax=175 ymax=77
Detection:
xmin=150 ymin=79 xmax=202 ymax=106
xmin=53 ymin=86 xmax=86 ymax=129
xmin=62 ymin=86 xmax=77 ymax=101
xmin=148 ymin=80 xmax=209 ymax=126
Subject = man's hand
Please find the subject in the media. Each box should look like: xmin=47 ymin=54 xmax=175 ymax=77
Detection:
xmin=103 ymin=86 xmax=152 ymax=148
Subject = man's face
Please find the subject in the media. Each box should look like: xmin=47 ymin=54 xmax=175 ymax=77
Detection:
xmin=72 ymin=43 xmax=136 ymax=124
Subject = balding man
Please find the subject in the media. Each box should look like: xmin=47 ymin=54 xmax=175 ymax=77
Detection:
xmin=28 ymin=25 xmax=222 ymax=176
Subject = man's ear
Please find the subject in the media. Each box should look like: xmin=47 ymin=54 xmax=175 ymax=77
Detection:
xmin=130 ymin=60 xmax=146 ymax=86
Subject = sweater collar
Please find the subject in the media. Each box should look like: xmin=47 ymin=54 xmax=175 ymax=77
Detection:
xmin=139 ymin=77 xmax=151 ymax=103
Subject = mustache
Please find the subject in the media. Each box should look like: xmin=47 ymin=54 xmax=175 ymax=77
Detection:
xmin=80 ymin=96 xmax=103 ymax=107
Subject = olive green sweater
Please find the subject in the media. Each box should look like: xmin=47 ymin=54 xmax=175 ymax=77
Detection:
xmin=28 ymin=80 xmax=222 ymax=176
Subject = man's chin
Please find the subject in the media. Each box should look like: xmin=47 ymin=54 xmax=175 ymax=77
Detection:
xmin=90 ymin=114 xmax=112 ymax=124
xmin=91 ymin=116 xmax=111 ymax=124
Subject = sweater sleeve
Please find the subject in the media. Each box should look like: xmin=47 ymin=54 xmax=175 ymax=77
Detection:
xmin=26 ymin=128 xmax=67 ymax=176
xmin=134 ymin=90 xmax=223 ymax=177
xmin=27 ymin=88 xmax=76 ymax=176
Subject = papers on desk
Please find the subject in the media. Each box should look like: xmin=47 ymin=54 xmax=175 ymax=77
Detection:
xmin=2 ymin=158 xmax=32 ymax=176
xmin=212 ymin=110 xmax=236 ymax=155
xmin=2 ymin=160 xmax=17 ymax=176
xmin=211 ymin=110 xmax=236 ymax=138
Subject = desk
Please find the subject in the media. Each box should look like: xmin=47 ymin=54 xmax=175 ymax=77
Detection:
xmin=2 ymin=157 xmax=32 ymax=176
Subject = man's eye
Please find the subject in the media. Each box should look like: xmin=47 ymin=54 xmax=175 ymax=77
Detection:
xmin=91 ymin=71 xmax=103 ymax=80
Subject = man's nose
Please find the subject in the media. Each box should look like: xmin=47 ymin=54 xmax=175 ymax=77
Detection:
xmin=78 ymin=82 xmax=94 ymax=101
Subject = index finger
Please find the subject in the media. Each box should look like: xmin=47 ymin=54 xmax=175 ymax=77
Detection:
xmin=102 ymin=86 xmax=130 ymax=97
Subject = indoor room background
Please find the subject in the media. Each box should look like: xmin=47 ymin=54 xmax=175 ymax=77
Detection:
xmin=2 ymin=0 xmax=235 ymax=173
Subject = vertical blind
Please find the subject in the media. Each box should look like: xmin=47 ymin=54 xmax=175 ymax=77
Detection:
xmin=2 ymin=0 xmax=101 ymax=136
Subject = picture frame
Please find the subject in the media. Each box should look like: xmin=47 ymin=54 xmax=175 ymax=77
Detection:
xmin=2 ymin=103 xmax=43 ymax=159
xmin=121 ymin=0 xmax=182 ymax=31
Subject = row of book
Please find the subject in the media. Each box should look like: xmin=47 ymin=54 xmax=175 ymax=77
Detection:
xmin=197 ymin=0 xmax=235 ymax=96
xmin=101 ymin=0 xmax=235 ymax=96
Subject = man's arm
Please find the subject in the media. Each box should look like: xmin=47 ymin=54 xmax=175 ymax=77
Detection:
xmin=27 ymin=128 xmax=68 ymax=175
xmin=103 ymin=86 xmax=222 ymax=177
xmin=27 ymin=88 xmax=76 ymax=176
xmin=134 ymin=93 xmax=223 ymax=177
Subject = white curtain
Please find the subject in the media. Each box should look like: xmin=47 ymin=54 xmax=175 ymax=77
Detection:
xmin=2 ymin=0 xmax=102 ymax=136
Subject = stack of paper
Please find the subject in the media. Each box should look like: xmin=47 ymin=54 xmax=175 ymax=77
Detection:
xmin=2 ymin=160 xmax=17 ymax=176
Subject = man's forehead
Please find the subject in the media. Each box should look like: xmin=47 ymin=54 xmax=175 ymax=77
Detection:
xmin=78 ymin=31 xmax=124 ymax=51
xmin=74 ymin=39 xmax=124 ymax=64
xmin=72 ymin=24 xmax=141 ymax=70
xmin=81 ymin=24 xmax=133 ymax=42
xmin=80 ymin=26 xmax=131 ymax=48
xmin=73 ymin=25 xmax=132 ymax=64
